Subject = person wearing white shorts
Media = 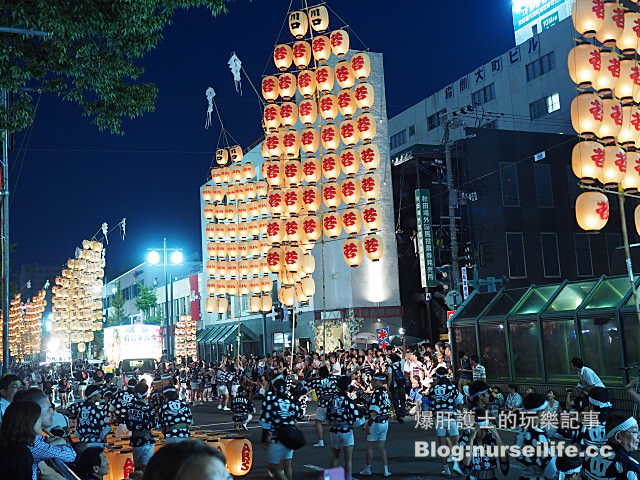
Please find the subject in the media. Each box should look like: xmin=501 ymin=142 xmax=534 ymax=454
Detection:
xmin=360 ymin=374 xmax=392 ymax=477
xmin=216 ymin=363 xmax=231 ymax=410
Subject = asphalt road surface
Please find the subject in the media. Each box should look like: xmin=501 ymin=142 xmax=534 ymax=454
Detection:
xmin=190 ymin=401 xmax=533 ymax=479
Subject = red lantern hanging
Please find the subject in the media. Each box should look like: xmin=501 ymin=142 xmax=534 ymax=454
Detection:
xmin=322 ymin=153 xmax=341 ymax=180
xmin=316 ymin=65 xmax=335 ymax=93
xmin=284 ymin=160 xmax=302 ymax=186
xmin=321 ymin=124 xmax=341 ymax=152
xmin=274 ymin=44 xmax=293 ymax=71
xmin=570 ymin=92 xmax=603 ymax=137
xmin=268 ymin=189 xmax=285 ymax=216
xmin=359 ymin=144 xmax=380 ymax=171
xmin=263 ymin=104 xmax=281 ymax=132
xmin=319 ymin=93 xmax=339 ymax=122
xmin=341 ymin=178 xmax=361 ymax=206
xmin=323 ymin=211 xmax=342 ymax=238
xmin=335 ymin=61 xmax=355 ymax=89
xmin=351 ymin=52 xmax=371 ymax=81
xmin=264 ymin=160 xmax=284 ymax=187
xmin=572 ymin=0 xmax=605 ymax=37
xmin=594 ymin=1 xmax=624 ymax=47
xmin=284 ymin=217 xmax=302 ymax=242
xmin=262 ymin=75 xmax=279 ymax=102
xmin=300 ymin=128 xmax=319 ymax=154
xmin=282 ymin=130 xmax=301 ymax=158
xmin=340 ymin=119 xmax=359 ymax=146
xmin=340 ymin=148 xmax=360 ymax=177
xmin=278 ymin=73 xmax=297 ymax=100
xmin=322 ymin=181 xmax=342 ymax=210
xmin=357 ymin=113 xmax=377 ymax=142
xmin=298 ymin=99 xmax=317 ymax=126
xmin=330 ymin=30 xmax=350 ymax=57
xmin=342 ymin=238 xmax=363 ymax=267
xmin=362 ymin=205 xmax=382 ymax=231
xmin=338 ymin=88 xmax=357 ymax=118
xmin=312 ymin=35 xmax=331 ymax=63
xmin=363 ymin=234 xmax=384 ymax=261
xmin=292 ymin=41 xmax=311 ymax=69
xmin=301 ymin=185 xmax=321 ymax=213
xmin=361 ymin=173 xmax=380 ymax=202
xmin=567 ymin=43 xmax=601 ymax=88
xmin=266 ymin=132 xmax=283 ymax=158
xmin=302 ymin=214 xmax=322 ymax=242
xmin=575 ymin=192 xmax=609 ymax=232
xmin=267 ymin=247 xmax=283 ymax=273
xmin=284 ymin=188 xmax=302 ymax=216
xmin=280 ymin=102 xmax=298 ymax=129
xmin=297 ymin=70 xmax=316 ymax=98
xmin=342 ymin=208 xmax=362 ymax=236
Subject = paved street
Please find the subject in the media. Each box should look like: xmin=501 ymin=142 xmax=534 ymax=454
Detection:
xmin=190 ymin=401 xmax=527 ymax=479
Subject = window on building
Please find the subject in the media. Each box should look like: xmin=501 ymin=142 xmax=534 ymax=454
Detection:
xmin=574 ymin=233 xmax=593 ymax=277
xmin=445 ymin=85 xmax=454 ymax=99
xmin=605 ymin=233 xmax=621 ymax=274
xmin=506 ymin=233 xmax=527 ymax=278
xmin=529 ymin=93 xmax=560 ymax=119
xmin=471 ymin=83 xmax=496 ymax=105
xmin=427 ymin=109 xmax=446 ymax=131
xmin=534 ymin=164 xmax=554 ymax=207
xmin=390 ymin=130 xmax=407 ymax=150
xmin=525 ymin=52 xmax=556 ymax=81
xmin=566 ymin=166 xmax=580 ymax=208
xmin=408 ymin=125 xmax=416 ymax=137
xmin=500 ymin=162 xmax=520 ymax=207
xmin=540 ymin=233 xmax=561 ymax=278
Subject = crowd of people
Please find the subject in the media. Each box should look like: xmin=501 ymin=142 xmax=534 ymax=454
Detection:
xmin=0 ymin=345 xmax=639 ymax=480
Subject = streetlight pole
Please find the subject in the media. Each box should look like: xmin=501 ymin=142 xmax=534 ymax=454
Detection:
xmin=162 ymin=238 xmax=169 ymax=359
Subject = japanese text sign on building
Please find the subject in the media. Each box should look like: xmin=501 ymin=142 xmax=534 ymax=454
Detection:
xmin=415 ymin=189 xmax=436 ymax=288
xmin=376 ymin=327 xmax=390 ymax=350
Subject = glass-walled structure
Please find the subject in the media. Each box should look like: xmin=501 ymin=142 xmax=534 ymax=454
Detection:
xmin=449 ymin=276 xmax=640 ymax=386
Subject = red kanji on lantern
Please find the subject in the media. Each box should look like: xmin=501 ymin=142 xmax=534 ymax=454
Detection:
xmin=316 ymin=68 xmax=329 ymax=83
xmin=264 ymin=106 xmax=278 ymax=122
xmin=274 ymin=46 xmax=289 ymax=61
xmin=632 ymin=112 xmax=640 ymax=132
xmin=279 ymin=75 xmax=293 ymax=90
xmin=331 ymin=31 xmax=344 ymax=47
xmin=341 ymin=151 xmax=356 ymax=167
xmin=320 ymin=96 xmax=334 ymax=112
xmin=361 ymin=147 xmax=375 ymax=165
xmin=285 ymin=249 xmax=299 ymax=265
xmin=282 ymin=133 xmax=296 ymax=147
xmin=591 ymin=148 xmax=605 ymax=168
xmin=293 ymin=42 xmax=307 ymax=58
xmin=355 ymin=85 xmax=369 ymax=101
xmin=285 ymin=190 xmax=298 ymax=205
xmin=301 ymin=130 xmax=315 ymax=146
xmin=357 ymin=115 xmax=372 ymax=133
xmin=303 ymin=189 xmax=316 ymax=205
xmin=343 ymin=242 xmax=358 ymax=259
xmin=281 ymin=104 xmax=294 ymax=118
xmin=266 ymin=222 xmax=281 ymax=237
xmin=615 ymin=152 xmax=627 ymax=173
xmin=299 ymin=72 xmax=312 ymax=88
xmin=589 ymin=101 xmax=603 ymax=122
xmin=608 ymin=58 xmax=621 ymax=78
xmin=322 ymin=126 xmax=336 ymax=143
xmin=364 ymin=236 xmax=380 ymax=253
xmin=338 ymin=91 xmax=352 ymax=108
xmin=363 ymin=207 xmax=378 ymax=224
xmin=303 ymin=160 xmax=317 ymax=176
xmin=613 ymin=7 xmax=624 ymax=28
xmin=343 ymin=211 xmax=357 ymax=227
xmin=634 ymin=18 xmax=640 ymax=38
xmin=323 ymin=184 xmax=337 ymax=200
xmin=304 ymin=218 xmax=318 ymax=234
xmin=299 ymin=102 xmax=313 ymax=117
xmin=596 ymin=201 xmax=609 ymax=220
xmin=267 ymin=251 xmax=280 ymax=266
xmin=361 ymin=176 xmax=376 ymax=192
xmin=266 ymin=164 xmax=280 ymax=178
xmin=285 ymin=221 xmax=298 ymax=235
xmin=341 ymin=181 xmax=356 ymax=197
xmin=266 ymin=136 xmax=280 ymax=150
xmin=313 ymin=36 xmax=327 ymax=52
xmin=263 ymin=78 xmax=276 ymax=93
xmin=336 ymin=65 xmax=351 ymax=83
xmin=341 ymin=122 xmax=356 ymax=139
xmin=611 ymin=105 xmax=623 ymax=126
xmin=323 ymin=156 xmax=336 ymax=172
xmin=589 ymin=50 xmax=601 ymax=71
xmin=285 ymin=164 xmax=298 ymax=179
xmin=324 ymin=215 xmax=338 ymax=230
xmin=269 ymin=192 xmax=283 ymax=207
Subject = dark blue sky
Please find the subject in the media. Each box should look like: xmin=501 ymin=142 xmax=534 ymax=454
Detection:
xmin=12 ymin=0 xmax=515 ymax=277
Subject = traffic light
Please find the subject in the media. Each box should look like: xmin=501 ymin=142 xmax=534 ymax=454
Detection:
xmin=479 ymin=243 xmax=493 ymax=268
xmin=463 ymin=243 xmax=474 ymax=267
xmin=435 ymin=265 xmax=452 ymax=292
xmin=274 ymin=306 xmax=284 ymax=321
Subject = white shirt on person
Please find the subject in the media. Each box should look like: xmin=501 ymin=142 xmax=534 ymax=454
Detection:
xmin=580 ymin=366 xmax=605 ymax=388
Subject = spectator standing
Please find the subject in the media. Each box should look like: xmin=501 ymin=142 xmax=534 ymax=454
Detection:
xmin=457 ymin=352 xmax=473 ymax=392
xmin=360 ymin=374 xmax=392 ymax=478
xmin=470 ymin=355 xmax=486 ymax=382
xmin=0 ymin=401 xmax=40 ymax=480
xmin=388 ymin=354 xmax=406 ymax=424
xmin=0 ymin=374 xmax=23 ymax=425
xmin=505 ymin=384 xmax=523 ymax=411
xmin=571 ymin=357 xmax=605 ymax=392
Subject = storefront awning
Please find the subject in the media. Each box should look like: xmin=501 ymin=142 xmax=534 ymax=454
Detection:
xmin=197 ymin=323 xmax=258 ymax=345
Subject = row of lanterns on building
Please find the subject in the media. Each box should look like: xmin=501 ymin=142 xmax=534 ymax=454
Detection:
xmin=50 ymin=240 xmax=105 ymax=344
xmin=5 ymin=290 xmax=46 ymax=361
xmin=571 ymin=0 xmax=640 ymax=233
xmin=175 ymin=314 xmax=197 ymax=361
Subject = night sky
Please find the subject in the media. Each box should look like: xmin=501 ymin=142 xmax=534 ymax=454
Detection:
xmin=11 ymin=0 xmax=515 ymax=278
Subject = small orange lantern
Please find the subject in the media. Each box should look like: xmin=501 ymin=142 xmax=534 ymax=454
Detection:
xmin=598 ymin=145 xmax=626 ymax=187
xmin=284 ymin=160 xmax=302 ymax=186
xmin=261 ymin=276 xmax=274 ymax=293
xmin=341 ymin=178 xmax=361 ymax=206
xmin=203 ymin=204 xmax=216 ymax=220
xmin=284 ymin=217 xmax=302 ymax=242
xmin=324 ymin=212 xmax=342 ymax=238
xmin=342 ymin=238 xmax=363 ymax=267
xmin=342 ymin=208 xmax=362 ymax=236
xmin=237 ymin=202 xmax=250 ymax=220
xmin=227 ymin=261 xmax=239 ymax=277
xmin=302 ymin=156 xmax=322 ymax=184
xmin=226 ymin=223 xmax=238 ymax=239
xmin=302 ymin=253 xmax=315 ymax=274
xmin=226 ymin=184 xmax=237 ymax=202
xmin=289 ymin=10 xmax=309 ymax=38
xmin=357 ymin=113 xmax=376 ymax=142
xmin=301 ymin=185 xmax=321 ymax=213
xmin=284 ymin=246 xmax=303 ymax=272
xmin=266 ymin=132 xmax=283 ymax=158
xmin=330 ymin=30 xmax=350 ymax=57
xmin=258 ymin=199 xmax=270 ymax=216
xmin=361 ymin=173 xmax=380 ymax=202
xmin=303 ymin=214 xmax=322 ymax=242
xmin=267 ymin=247 xmax=283 ymax=273
xmin=322 ymin=182 xmax=342 ymax=210
xmin=308 ymin=5 xmax=329 ymax=32
xmin=261 ymin=295 xmax=273 ymax=312
xmin=301 ymin=277 xmax=315 ymax=297
xmin=338 ymin=88 xmax=357 ymax=118
xmin=351 ymin=52 xmax=371 ymax=81
xmin=319 ymin=94 xmax=339 ymax=122
xmin=264 ymin=160 xmax=284 ymax=187
xmin=292 ymin=41 xmax=311 ymax=69
xmin=231 ymin=165 xmax=243 ymax=182
xmin=206 ymin=278 xmax=216 ymax=295
xmin=335 ymin=61 xmax=355 ymax=89
xmin=359 ymin=144 xmax=381 ymax=170
xmin=363 ymin=234 xmax=384 ymax=261
xmin=206 ymin=223 xmax=217 ymax=239
xmin=261 ymin=139 xmax=270 ymax=159
xmin=202 ymin=185 xmax=215 ymax=202
xmin=322 ymin=153 xmax=341 ymax=180
xmin=282 ymin=130 xmax=301 ymax=158
xmin=243 ymin=163 xmax=255 ymax=181
xmin=217 ymin=297 xmax=228 ymax=314
xmin=595 ymin=2 xmax=625 ymax=47
xmin=238 ymin=279 xmax=251 ymax=295
xmin=321 ymin=124 xmax=341 ymax=152
xmin=212 ymin=168 xmax=223 ymax=184
xmin=296 ymin=283 xmax=309 ymax=303
xmin=340 ymin=119 xmax=359 ymax=146
xmin=248 ymin=238 xmax=260 ymax=256
xmin=571 ymin=92 xmax=603 ymax=137
xmin=300 ymin=128 xmax=319 ymax=154
xmin=263 ymin=104 xmax=281 ymax=132
xmin=298 ymin=99 xmax=317 ymax=126
xmin=238 ymin=223 xmax=250 ymax=240
xmin=249 ymin=294 xmax=261 ymax=312
xmin=225 ymin=204 xmax=236 ymax=220
xmin=256 ymin=180 xmax=269 ymax=197
xmin=230 ymin=145 xmax=244 ymax=163
xmin=280 ymin=286 xmax=295 ymax=306
xmin=212 ymin=186 xmax=225 ymax=203
xmin=216 ymin=148 xmax=229 ymax=166
xmin=284 ymin=188 xmax=302 ymax=216
xmin=362 ymin=205 xmax=382 ymax=231
xmin=249 ymin=201 xmax=260 ymax=218
xmin=575 ymin=192 xmax=610 ymax=232
xmin=312 ymin=35 xmax=331 ymax=63
xmin=340 ymin=148 xmax=360 ymax=177
xmin=262 ymin=76 xmax=279 ymax=102
xmin=278 ymin=73 xmax=297 ymax=100
xmin=354 ymin=82 xmax=374 ymax=111
xmin=298 ymin=70 xmax=316 ymax=98
xmin=205 ymin=296 xmax=218 ymax=313
xmin=206 ymin=242 xmax=217 ymax=258
xmin=274 ymin=44 xmax=293 ymax=71
xmin=280 ymin=102 xmax=298 ymax=129
xmin=316 ymin=65 xmax=335 ymax=93
xmin=268 ymin=189 xmax=285 ymax=216
xmin=572 ymin=0 xmax=605 ymax=37
xmin=567 ymin=43 xmax=601 ymax=88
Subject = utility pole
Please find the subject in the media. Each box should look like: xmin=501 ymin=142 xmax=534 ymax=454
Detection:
xmin=442 ymin=118 xmax=463 ymax=295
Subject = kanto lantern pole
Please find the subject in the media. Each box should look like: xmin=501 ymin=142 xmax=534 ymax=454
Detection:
xmin=618 ymin=191 xmax=640 ymax=322
xmin=1 ymin=90 xmax=9 ymax=373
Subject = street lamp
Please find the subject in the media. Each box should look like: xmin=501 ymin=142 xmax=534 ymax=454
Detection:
xmin=147 ymin=238 xmax=183 ymax=360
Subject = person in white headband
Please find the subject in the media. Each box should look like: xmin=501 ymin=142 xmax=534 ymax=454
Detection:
xmin=583 ymin=413 xmax=640 ymax=479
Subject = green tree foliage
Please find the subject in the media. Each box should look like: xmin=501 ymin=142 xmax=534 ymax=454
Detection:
xmin=105 ymin=281 xmax=127 ymax=327
xmin=135 ymin=282 xmax=157 ymax=321
xmin=0 ymin=0 xmax=228 ymax=134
